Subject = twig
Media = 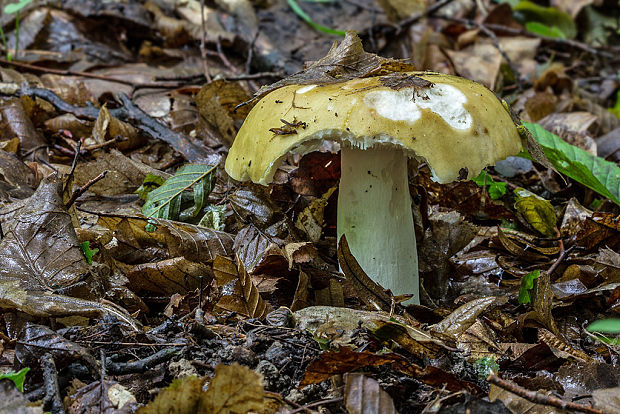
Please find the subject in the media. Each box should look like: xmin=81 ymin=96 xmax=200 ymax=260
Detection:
xmin=18 ymin=86 xmax=209 ymax=161
xmin=65 ymin=170 xmax=107 ymax=209
xmin=545 ymin=227 xmax=567 ymax=278
xmin=487 ymin=373 xmax=603 ymax=414
xmin=0 ymin=58 xmax=180 ymax=88
xmin=199 ymin=0 xmax=212 ymax=83
xmin=105 ymin=347 xmax=181 ymax=375
xmin=100 ymin=350 xmax=107 ymax=413
xmin=216 ymin=36 xmax=238 ymax=74
xmin=245 ymin=29 xmax=260 ymax=75
xmin=42 ymin=353 xmax=65 ymax=414
xmin=396 ymin=0 xmax=456 ymax=35
xmin=82 ymin=135 xmax=127 ymax=152
xmin=288 ymin=397 xmax=344 ymax=414
xmin=448 ymin=21 xmax=613 ymax=58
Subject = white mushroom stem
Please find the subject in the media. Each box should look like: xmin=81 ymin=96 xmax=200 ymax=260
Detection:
xmin=337 ymin=145 xmax=419 ymax=304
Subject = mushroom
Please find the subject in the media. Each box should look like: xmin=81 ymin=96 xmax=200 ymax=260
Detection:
xmin=225 ymin=72 xmax=522 ymax=304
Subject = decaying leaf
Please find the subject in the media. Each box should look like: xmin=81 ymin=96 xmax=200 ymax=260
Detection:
xmin=337 ymin=234 xmax=393 ymax=311
xmin=136 ymin=376 xmax=205 ymax=414
xmin=514 ymin=188 xmax=557 ymax=237
xmin=252 ymin=31 xmax=414 ymax=103
xmin=296 ymin=185 xmax=336 ymax=242
xmin=97 ymin=215 xmax=234 ymax=263
xmin=213 ymin=256 xmax=271 ymax=318
xmin=125 ymin=257 xmax=213 ymax=295
xmin=344 ymin=372 xmax=397 ymax=414
xmin=0 ymin=176 xmax=139 ymax=330
xmin=429 ymin=296 xmax=501 ymax=341
xmin=199 ymin=363 xmax=266 ymax=413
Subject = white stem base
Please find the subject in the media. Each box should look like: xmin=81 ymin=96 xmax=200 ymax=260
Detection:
xmin=338 ymin=146 xmax=419 ymax=304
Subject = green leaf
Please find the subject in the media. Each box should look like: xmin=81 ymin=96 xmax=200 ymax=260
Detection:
xmin=610 ymin=91 xmax=620 ymax=119
xmin=513 ymin=187 xmax=556 ymax=237
xmin=3 ymin=0 xmax=33 ymax=14
xmin=524 ymin=122 xmax=620 ymax=206
xmin=518 ymin=269 xmax=540 ymax=304
xmin=472 ymin=171 xmax=507 ymax=199
xmin=474 ymin=356 xmax=499 ymax=380
xmin=142 ymin=164 xmax=216 ymax=221
xmin=513 ymin=1 xmax=576 ymax=39
xmin=587 ymin=319 xmax=620 ymax=334
xmin=134 ymin=173 xmax=165 ymax=200
xmin=0 ymin=368 xmax=29 ymax=392
xmin=80 ymin=241 xmax=99 ymax=265
xmin=525 ymin=21 xmax=566 ymax=39
xmin=287 ymin=0 xmax=347 ymax=36
xmin=198 ymin=205 xmax=227 ymax=230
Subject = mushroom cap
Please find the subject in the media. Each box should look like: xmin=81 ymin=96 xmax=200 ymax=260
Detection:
xmin=225 ymin=72 xmax=522 ymax=185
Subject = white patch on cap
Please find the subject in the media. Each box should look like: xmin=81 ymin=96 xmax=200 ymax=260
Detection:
xmin=297 ymin=85 xmax=317 ymax=94
xmin=364 ymin=84 xmax=472 ymax=130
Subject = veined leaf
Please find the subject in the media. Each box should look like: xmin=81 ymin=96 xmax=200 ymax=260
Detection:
xmin=524 ymin=122 xmax=620 ymax=206
xmin=142 ymin=164 xmax=217 ymax=220
xmin=513 ymin=188 xmax=556 ymax=237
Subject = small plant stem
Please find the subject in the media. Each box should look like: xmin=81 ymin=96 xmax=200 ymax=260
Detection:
xmin=14 ymin=10 xmax=19 ymax=60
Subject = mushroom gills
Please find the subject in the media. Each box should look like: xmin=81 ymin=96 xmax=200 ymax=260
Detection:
xmin=337 ymin=145 xmax=419 ymax=303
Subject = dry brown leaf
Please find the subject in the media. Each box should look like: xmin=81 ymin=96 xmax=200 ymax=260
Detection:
xmin=337 ymin=234 xmax=392 ymax=311
xmin=295 ymin=185 xmax=336 ymax=242
xmin=252 ymin=31 xmax=414 ymax=102
xmin=74 ymin=149 xmax=170 ymax=196
xmin=97 ymin=215 xmax=234 ymax=263
xmin=199 ymin=363 xmax=267 ymax=413
xmin=126 ymin=257 xmax=213 ymax=295
xmin=344 ymin=372 xmax=397 ymax=414
xmin=213 ymin=256 xmax=271 ymax=318
xmin=290 ymin=269 xmax=310 ymax=311
xmin=195 ymin=80 xmax=251 ymax=145
xmin=136 ymin=376 xmax=205 ymax=414
xmin=372 ymin=320 xmax=444 ymax=360
xmin=429 ymin=296 xmax=499 ymax=341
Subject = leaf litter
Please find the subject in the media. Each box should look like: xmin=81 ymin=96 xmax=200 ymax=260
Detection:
xmin=0 ymin=0 xmax=618 ymax=413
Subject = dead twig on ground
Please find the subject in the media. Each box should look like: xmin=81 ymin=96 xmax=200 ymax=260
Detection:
xmin=487 ymin=373 xmax=603 ymax=414
xmin=199 ymin=0 xmax=212 ymax=83
xmin=65 ymin=171 xmax=108 ymax=209
xmin=18 ymin=86 xmax=209 ymax=161
xmin=105 ymin=347 xmax=182 ymax=375
xmin=42 ymin=353 xmax=65 ymax=414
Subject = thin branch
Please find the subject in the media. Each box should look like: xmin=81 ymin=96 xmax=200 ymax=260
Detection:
xmin=199 ymin=0 xmax=212 ymax=83
xmin=487 ymin=374 xmax=603 ymax=414
xmin=65 ymin=170 xmax=108 ymax=209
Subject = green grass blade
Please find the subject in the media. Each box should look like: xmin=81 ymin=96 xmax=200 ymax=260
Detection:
xmin=287 ymin=0 xmax=346 ymax=36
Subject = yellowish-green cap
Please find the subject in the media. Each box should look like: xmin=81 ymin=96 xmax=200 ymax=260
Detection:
xmin=225 ymin=72 xmax=522 ymax=185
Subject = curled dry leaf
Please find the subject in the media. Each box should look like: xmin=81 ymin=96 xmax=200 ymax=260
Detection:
xmin=252 ymin=31 xmax=414 ymax=103
xmin=429 ymin=296 xmax=500 ymax=341
xmin=213 ymin=256 xmax=271 ymax=318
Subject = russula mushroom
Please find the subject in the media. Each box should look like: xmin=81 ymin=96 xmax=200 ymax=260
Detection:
xmin=225 ymin=72 xmax=522 ymax=304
